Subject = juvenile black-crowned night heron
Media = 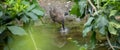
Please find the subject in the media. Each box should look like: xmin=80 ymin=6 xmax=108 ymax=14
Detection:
xmin=49 ymin=7 xmax=69 ymax=35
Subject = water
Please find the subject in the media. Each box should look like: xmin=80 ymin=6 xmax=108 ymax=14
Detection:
xmin=4 ymin=23 xmax=108 ymax=50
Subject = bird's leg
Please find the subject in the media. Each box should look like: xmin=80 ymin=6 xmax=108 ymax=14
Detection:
xmin=61 ymin=19 xmax=65 ymax=30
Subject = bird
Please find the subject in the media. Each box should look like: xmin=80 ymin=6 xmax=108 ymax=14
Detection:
xmin=49 ymin=7 xmax=69 ymax=35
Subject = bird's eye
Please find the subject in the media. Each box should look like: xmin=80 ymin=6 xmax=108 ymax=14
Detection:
xmin=64 ymin=12 xmax=68 ymax=16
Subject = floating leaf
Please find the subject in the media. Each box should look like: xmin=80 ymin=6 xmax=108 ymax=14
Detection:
xmin=8 ymin=26 xmax=27 ymax=36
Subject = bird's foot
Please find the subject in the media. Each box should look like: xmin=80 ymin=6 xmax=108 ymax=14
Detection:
xmin=60 ymin=27 xmax=69 ymax=36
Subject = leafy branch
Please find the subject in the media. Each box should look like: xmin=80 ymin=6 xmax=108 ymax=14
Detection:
xmin=0 ymin=0 xmax=44 ymax=49
xmin=70 ymin=0 xmax=120 ymax=49
xmin=87 ymin=0 xmax=98 ymax=16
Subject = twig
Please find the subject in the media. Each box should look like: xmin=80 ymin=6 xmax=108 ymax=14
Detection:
xmin=87 ymin=0 xmax=98 ymax=16
xmin=108 ymin=46 xmax=120 ymax=50
xmin=106 ymin=33 xmax=115 ymax=50
xmin=113 ymin=46 xmax=120 ymax=49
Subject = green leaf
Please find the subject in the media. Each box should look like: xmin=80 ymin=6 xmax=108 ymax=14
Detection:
xmin=90 ymin=31 xmax=96 ymax=49
xmin=0 ymin=26 xmax=6 ymax=34
xmin=26 ymin=12 xmax=38 ymax=21
xmin=0 ymin=11 xmax=3 ymax=17
xmin=101 ymin=0 xmax=108 ymax=2
xmin=109 ymin=10 xmax=117 ymax=17
xmin=74 ymin=0 xmax=80 ymax=3
xmin=8 ymin=26 xmax=27 ymax=36
xmin=95 ymin=16 xmax=108 ymax=35
xmin=70 ymin=3 xmax=80 ymax=17
xmin=27 ymin=4 xmax=36 ymax=11
xmin=71 ymin=0 xmax=87 ymax=17
xmin=96 ymin=16 xmax=108 ymax=28
xmin=84 ymin=17 xmax=94 ymax=26
xmin=99 ymin=26 xmax=106 ymax=35
xmin=21 ymin=15 xmax=29 ymax=23
xmin=79 ymin=46 xmax=87 ymax=50
xmin=22 ymin=1 xmax=30 ymax=5
xmin=108 ymin=23 xmax=117 ymax=35
xmin=83 ymin=26 xmax=92 ymax=37
xmin=79 ymin=0 xmax=87 ymax=17
xmin=32 ymin=9 xmax=44 ymax=16
xmin=109 ymin=22 xmax=120 ymax=28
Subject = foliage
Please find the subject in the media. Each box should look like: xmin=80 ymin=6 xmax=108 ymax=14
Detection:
xmin=70 ymin=0 xmax=120 ymax=49
xmin=0 ymin=0 xmax=44 ymax=35
xmin=79 ymin=45 xmax=87 ymax=50
xmin=7 ymin=26 xmax=27 ymax=36
xmin=70 ymin=0 xmax=87 ymax=18
xmin=0 ymin=0 xmax=44 ymax=49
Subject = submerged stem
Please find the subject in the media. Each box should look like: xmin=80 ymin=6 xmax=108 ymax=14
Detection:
xmin=28 ymin=28 xmax=38 ymax=50
xmin=29 ymin=30 xmax=37 ymax=50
